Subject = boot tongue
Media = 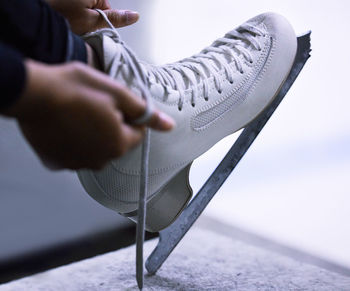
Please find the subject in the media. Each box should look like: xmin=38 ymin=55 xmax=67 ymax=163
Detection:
xmin=97 ymin=35 xmax=136 ymax=88
xmin=84 ymin=33 xmax=115 ymax=71
xmin=102 ymin=35 xmax=120 ymax=69
xmin=85 ymin=32 xmax=145 ymax=97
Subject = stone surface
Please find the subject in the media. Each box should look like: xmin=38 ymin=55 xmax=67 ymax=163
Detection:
xmin=1 ymin=226 xmax=350 ymax=291
xmin=0 ymin=117 xmax=135 ymax=282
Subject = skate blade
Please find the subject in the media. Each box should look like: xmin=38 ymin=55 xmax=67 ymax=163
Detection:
xmin=145 ymin=32 xmax=312 ymax=275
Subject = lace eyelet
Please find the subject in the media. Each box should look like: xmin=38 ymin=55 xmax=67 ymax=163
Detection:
xmin=178 ymin=107 xmax=182 ymax=111
xmin=191 ymin=103 xmax=195 ymax=108
xmin=240 ymin=70 xmax=244 ymax=74
xmin=249 ymin=60 xmax=253 ymax=64
xmin=217 ymin=90 xmax=222 ymax=94
xmin=229 ymin=80 xmax=233 ymax=84
xmin=204 ymin=97 xmax=209 ymax=101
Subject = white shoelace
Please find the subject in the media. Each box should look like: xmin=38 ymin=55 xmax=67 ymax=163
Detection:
xmin=145 ymin=24 xmax=264 ymax=110
xmin=92 ymin=15 xmax=264 ymax=113
xmin=94 ymin=9 xmax=151 ymax=289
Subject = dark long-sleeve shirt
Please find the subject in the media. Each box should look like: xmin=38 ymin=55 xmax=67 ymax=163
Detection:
xmin=0 ymin=0 xmax=87 ymax=109
xmin=0 ymin=42 xmax=26 ymax=109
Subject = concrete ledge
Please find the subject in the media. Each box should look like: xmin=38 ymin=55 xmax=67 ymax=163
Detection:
xmin=1 ymin=225 xmax=350 ymax=290
xmin=0 ymin=117 xmax=139 ymax=283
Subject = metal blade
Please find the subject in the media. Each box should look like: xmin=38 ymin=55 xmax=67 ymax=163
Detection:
xmin=146 ymin=32 xmax=312 ymax=275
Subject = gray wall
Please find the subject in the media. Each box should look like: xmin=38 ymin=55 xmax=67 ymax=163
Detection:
xmin=109 ymin=0 xmax=153 ymax=61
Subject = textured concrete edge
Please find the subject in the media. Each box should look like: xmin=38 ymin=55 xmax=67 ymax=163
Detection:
xmin=1 ymin=226 xmax=350 ymax=291
xmin=196 ymin=215 xmax=350 ymax=277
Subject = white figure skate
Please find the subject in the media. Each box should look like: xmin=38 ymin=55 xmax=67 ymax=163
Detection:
xmin=78 ymin=12 xmax=297 ymax=232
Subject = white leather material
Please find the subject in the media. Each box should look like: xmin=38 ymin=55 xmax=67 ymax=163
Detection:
xmin=78 ymin=13 xmax=297 ymax=220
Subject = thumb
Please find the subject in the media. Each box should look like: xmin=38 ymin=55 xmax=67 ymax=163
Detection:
xmin=94 ymin=9 xmax=139 ymax=29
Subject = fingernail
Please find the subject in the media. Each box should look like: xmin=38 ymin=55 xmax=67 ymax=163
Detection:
xmin=124 ymin=10 xmax=139 ymax=25
xmin=158 ymin=112 xmax=176 ymax=130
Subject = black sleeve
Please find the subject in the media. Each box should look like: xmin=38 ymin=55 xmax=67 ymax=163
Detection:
xmin=0 ymin=0 xmax=86 ymax=64
xmin=0 ymin=42 xmax=26 ymax=109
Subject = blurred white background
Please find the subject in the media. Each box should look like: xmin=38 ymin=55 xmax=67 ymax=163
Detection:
xmin=112 ymin=0 xmax=350 ymax=268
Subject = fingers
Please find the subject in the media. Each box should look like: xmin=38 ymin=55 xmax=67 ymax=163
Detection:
xmin=106 ymin=9 xmax=140 ymax=28
xmin=144 ymin=110 xmax=176 ymax=131
xmin=96 ymin=0 xmax=111 ymax=10
xmin=108 ymin=85 xmax=176 ymax=131
xmin=77 ymin=66 xmax=175 ymax=131
xmin=90 ymin=9 xmax=139 ymax=30
xmin=121 ymin=123 xmax=145 ymax=150
xmin=35 ymin=116 xmax=145 ymax=171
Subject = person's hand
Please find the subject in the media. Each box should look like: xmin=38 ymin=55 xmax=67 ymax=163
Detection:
xmin=4 ymin=60 xmax=174 ymax=170
xmin=46 ymin=0 xmax=139 ymax=35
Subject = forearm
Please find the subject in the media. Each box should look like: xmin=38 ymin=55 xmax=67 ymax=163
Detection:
xmin=0 ymin=0 xmax=86 ymax=64
xmin=0 ymin=42 xmax=98 ymax=115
